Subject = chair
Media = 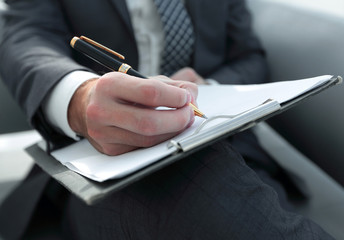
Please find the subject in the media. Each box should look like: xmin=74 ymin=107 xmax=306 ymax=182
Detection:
xmin=248 ymin=0 xmax=344 ymax=238
xmin=248 ymin=0 xmax=344 ymax=185
xmin=0 ymin=0 xmax=38 ymax=209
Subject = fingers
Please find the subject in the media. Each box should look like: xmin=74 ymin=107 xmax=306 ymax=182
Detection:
xmin=86 ymin=101 xmax=195 ymax=136
xmin=96 ymin=72 xmax=197 ymax=109
xmin=77 ymin=71 xmax=199 ymax=156
xmin=86 ymin=117 xmax=192 ymax=156
xmin=88 ymin=125 xmax=183 ymax=148
xmin=157 ymin=77 xmax=199 ymax=102
xmin=170 ymin=67 xmax=206 ymax=85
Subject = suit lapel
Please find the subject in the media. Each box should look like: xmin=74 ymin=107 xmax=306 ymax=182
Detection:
xmin=108 ymin=0 xmax=134 ymax=34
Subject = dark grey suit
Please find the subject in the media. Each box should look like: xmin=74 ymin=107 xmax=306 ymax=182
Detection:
xmin=0 ymin=0 xmax=334 ymax=239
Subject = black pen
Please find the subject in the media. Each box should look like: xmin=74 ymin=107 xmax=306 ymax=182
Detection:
xmin=70 ymin=36 xmax=207 ymax=119
xmin=70 ymin=36 xmax=145 ymax=78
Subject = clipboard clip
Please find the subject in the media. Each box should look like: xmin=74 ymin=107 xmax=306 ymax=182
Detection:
xmin=167 ymin=99 xmax=280 ymax=152
xmin=167 ymin=140 xmax=182 ymax=151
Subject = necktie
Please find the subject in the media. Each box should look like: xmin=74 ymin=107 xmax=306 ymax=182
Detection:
xmin=153 ymin=0 xmax=195 ymax=76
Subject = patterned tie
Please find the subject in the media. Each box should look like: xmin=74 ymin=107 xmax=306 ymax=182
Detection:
xmin=153 ymin=0 xmax=195 ymax=76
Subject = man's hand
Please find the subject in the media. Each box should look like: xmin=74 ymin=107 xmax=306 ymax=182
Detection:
xmin=68 ymin=72 xmax=198 ymax=156
xmin=170 ymin=67 xmax=207 ymax=85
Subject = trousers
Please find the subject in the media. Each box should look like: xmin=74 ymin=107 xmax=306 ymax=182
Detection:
xmin=60 ymin=140 xmax=333 ymax=240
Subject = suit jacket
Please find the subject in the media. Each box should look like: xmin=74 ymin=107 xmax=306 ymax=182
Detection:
xmin=0 ymin=0 xmax=267 ymax=148
xmin=0 ymin=0 xmax=268 ymax=238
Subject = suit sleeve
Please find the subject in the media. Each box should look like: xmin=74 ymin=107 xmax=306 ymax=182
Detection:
xmin=206 ymin=0 xmax=269 ymax=85
xmin=0 ymin=0 xmax=90 ymax=149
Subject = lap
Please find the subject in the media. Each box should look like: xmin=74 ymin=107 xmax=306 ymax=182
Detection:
xmin=63 ymin=140 xmax=333 ymax=240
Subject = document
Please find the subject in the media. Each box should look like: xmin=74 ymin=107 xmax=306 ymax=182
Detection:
xmin=49 ymin=75 xmax=341 ymax=182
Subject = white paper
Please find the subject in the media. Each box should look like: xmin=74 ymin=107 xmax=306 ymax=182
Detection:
xmin=51 ymin=75 xmax=333 ymax=182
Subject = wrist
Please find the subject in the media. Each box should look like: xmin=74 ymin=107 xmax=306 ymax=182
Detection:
xmin=68 ymin=78 xmax=98 ymax=136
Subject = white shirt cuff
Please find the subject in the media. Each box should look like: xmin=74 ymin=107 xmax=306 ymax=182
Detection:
xmin=43 ymin=71 xmax=100 ymax=140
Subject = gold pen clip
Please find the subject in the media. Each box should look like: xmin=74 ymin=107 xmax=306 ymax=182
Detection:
xmin=79 ymin=36 xmax=125 ymax=60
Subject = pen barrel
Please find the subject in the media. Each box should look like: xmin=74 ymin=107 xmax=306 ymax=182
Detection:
xmin=72 ymin=39 xmax=147 ymax=79
xmin=73 ymin=39 xmax=123 ymax=72
xmin=127 ymin=68 xmax=147 ymax=79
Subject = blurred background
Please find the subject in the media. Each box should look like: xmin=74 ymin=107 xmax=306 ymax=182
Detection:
xmin=0 ymin=0 xmax=41 ymax=207
xmin=246 ymin=0 xmax=344 ymax=186
xmin=0 ymin=0 xmax=32 ymax=133
xmin=275 ymin=0 xmax=344 ymax=16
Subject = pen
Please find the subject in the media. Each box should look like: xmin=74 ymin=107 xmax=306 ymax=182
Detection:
xmin=70 ymin=36 xmax=207 ymax=119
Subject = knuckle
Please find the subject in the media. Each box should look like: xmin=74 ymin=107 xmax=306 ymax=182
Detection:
xmin=182 ymin=80 xmax=197 ymax=89
xmin=96 ymin=72 xmax=122 ymax=91
xmin=182 ymin=82 xmax=198 ymax=97
xmin=135 ymin=116 xmax=158 ymax=136
xmin=95 ymin=75 xmax=110 ymax=90
xmin=86 ymin=103 xmax=104 ymax=122
xmin=87 ymin=128 xmax=104 ymax=142
xmin=138 ymin=83 xmax=160 ymax=105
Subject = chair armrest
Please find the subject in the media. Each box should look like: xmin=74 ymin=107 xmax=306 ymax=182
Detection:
xmin=247 ymin=0 xmax=344 ymax=185
xmin=253 ymin=122 xmax=344 ymax=239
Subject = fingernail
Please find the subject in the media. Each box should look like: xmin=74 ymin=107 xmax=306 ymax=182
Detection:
xmin=189 ymin=91 xmax=195 ymax=104
xmin=190 ymin=106 xmax=195 ymax=122
xmin=185 ymin=90 xmax=192 ymax=105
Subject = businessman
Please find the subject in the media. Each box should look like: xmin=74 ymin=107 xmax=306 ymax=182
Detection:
xmin=0 ymin=0 xmax=334 ymax=239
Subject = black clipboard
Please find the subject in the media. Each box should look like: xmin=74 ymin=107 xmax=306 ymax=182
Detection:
xmin=26 ymin=76 xmax=342 ymax=205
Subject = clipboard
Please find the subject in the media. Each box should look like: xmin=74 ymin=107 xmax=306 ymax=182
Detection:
xmin=26 ymin=75 xmax=342 ymax=205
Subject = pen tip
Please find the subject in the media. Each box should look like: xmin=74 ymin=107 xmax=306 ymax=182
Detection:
xmin=202 ymin=115 xmax=208 ymax=119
